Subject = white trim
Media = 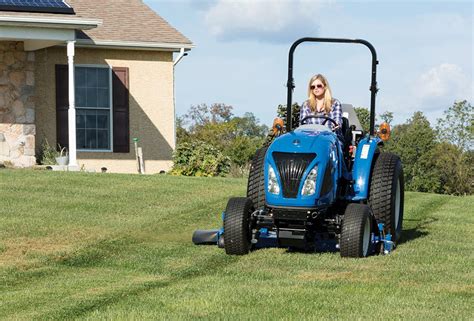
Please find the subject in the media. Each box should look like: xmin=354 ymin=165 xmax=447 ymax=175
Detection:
xmin=75 ymin=65 xmax=114 ymax=153
xmin=173 ymin=48 xmax=187 ymax=66
xmin=67 ymin=41 xmax=77 ymax=166
xmin=0 ymin=25 xmax=75 ymax=41
xmin=0 ymin=15 xmax=101 ymax=29
xmin=75 ymin=39 xmax=194 ymax=52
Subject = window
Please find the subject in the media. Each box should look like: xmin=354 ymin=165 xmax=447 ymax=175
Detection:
xmin=75 ymin=66 xmax=112 ymax=151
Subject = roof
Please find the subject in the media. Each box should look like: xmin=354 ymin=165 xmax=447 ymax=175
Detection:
xmin=0 ymin=0 xmax=193 ymax=50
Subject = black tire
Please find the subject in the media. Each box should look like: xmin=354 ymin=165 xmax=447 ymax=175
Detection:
xmin=369 ymin=152 xmax=404 ymax=242
xmin=224 ymin=197 xmax=254 ymax=255
xmin=340 ymin=204 xmax=372 ymax=258
xmin=247 ymin=147 xmax=268 ymax=209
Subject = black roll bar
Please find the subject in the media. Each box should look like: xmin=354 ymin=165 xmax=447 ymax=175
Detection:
xmin=286 ymin=37 xmax=378 ymax=136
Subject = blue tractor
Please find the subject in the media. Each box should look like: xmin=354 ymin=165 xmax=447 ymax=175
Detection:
xmin=193 ymin=38 xmax=404 ymax=258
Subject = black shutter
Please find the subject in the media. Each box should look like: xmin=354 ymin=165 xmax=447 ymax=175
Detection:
xmin=55 ymin=65 xmax=69 ymax=149
xmin=112 ymin=67 xmax=130 ymax=153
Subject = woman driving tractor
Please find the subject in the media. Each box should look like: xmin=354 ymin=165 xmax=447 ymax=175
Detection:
xmin=299 ymin=74 xmax=342 ymax=133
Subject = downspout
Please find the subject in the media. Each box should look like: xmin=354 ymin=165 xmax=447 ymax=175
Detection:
xmin=172 ymin=48 xmax=188 ymax=151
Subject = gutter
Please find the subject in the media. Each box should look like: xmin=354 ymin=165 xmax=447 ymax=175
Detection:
xmin=75 ymin=39 xmax=194 ymax=52
xmin=0 ymin=15 xmax=101 ymax=29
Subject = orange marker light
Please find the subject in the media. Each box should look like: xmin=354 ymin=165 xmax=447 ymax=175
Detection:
xmin=273 ymin=117 xmax=284 ymax=136
xmin=378 ymin=122 xmax=391 ymax=141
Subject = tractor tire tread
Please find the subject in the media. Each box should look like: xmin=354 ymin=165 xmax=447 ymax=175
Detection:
xmin=247 ymin=147 xmax=267 ymax=209
xmin=224 ymin=197 xmax=253 ymax=255
xmin=368 ymin=152 xmax=404 ymax=242
xmin=340 ymin=203 xmax=371 ymax=258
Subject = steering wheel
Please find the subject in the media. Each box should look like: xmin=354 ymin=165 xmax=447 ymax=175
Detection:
xmin=300 ymin=115 xmax=339 ymax=128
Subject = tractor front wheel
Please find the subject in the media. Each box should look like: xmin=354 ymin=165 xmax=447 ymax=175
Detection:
xmin=224 ymin=197 xmax=254 ymax=255
xmin=340 ymin=204 xmax=372 ymax=258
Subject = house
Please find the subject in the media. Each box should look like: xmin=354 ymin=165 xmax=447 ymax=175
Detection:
xmin=0 ymin=0 xmax=193 ymax=173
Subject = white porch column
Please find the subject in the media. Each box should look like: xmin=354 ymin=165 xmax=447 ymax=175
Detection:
xmin=67 ymin=41 xmax=77 ymax=167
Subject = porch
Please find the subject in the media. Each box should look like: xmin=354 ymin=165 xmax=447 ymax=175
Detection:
xmin=0 ymin=15 xmax=100 ymax=167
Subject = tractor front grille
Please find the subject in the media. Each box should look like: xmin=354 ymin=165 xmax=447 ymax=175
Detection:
xmin=272 ymin=152 xmax=316 ymax=198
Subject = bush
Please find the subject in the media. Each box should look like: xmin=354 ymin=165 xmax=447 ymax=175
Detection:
xmin=37 ymin=139 xmax=57 ymax=165
xmin=171 ymin=141 xmax=231 ymax=177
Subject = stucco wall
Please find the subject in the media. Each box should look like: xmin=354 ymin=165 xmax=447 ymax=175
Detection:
xmin=35 ymin=46 xmax=175 ymax=174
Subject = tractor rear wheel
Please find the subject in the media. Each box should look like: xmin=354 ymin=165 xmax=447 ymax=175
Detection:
xmin=224 ymin=197 xmax=254 ymax=255
xmin=340 ymin=204 xmax=372 ymax=258
xmin=247 ymin=147 xmax=268 ymax=209
xmin=369 ymin=152 xmax=404 ymax=242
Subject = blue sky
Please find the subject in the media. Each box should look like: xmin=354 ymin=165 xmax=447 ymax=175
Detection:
xmin=144 ymin=0 xmax=473 ymax=127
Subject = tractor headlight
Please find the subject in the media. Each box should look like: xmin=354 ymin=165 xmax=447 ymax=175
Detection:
xmin=267 ymin=165 xmax=280 ymax=195
xmin=301 ymin=166 xmax=318 ymax=196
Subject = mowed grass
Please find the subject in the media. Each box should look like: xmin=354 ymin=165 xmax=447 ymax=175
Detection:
xmin=0 ymin=169 xmax=472 ymax=320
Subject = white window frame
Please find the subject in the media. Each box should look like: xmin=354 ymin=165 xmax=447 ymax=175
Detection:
xmin=75 ymin=64 xmax=114 ymax=153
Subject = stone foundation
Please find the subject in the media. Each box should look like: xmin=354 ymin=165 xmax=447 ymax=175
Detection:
xmin=0 ymin=41 xmax=36 ymax=167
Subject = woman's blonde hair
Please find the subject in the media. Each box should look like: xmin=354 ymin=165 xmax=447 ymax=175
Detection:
xmin=307 ymin=74 xmax=333 ymax=114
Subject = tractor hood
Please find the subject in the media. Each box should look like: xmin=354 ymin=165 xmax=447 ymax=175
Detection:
xmin=265 ymin=128 xmax=340 ymax=208
xmin=270 ymin=129 xmax=336 ymax=153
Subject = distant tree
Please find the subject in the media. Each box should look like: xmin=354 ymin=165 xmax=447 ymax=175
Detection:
xmin=276 ymin=103 xmax=300 ymax=131
xmin=176 ymin=116 xmax=189 ymax=142
xmin=435 ymin=100 xmax=473 ymax=151
xmin=182 ymin=103 xmax=234 ymax=131
xmin=385 ymin=111 xmax=440 ymax=192
xmin=379 ymin=111 xmax=394 ymax=125
xmin=354 ymin=107 xmax=370 ymax=132
xmin=232 ymin=112 xmax=268 ymax=138
xmin=174 ymin=104 xmax=268 ymax=177
xmin=431 ymin=142 xmax=473 ymax=195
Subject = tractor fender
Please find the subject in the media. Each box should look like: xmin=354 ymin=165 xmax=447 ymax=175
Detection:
xmin=350 ymin=136 xmax=382 ymax=201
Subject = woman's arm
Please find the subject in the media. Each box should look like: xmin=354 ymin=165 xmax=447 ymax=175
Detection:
xmin=332 ymin=99 xmax=343 ymax=129
xmin=300 ymin=100 xmax=310 ymax=125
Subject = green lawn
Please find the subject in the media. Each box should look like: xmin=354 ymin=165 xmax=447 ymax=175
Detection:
xmin=0 ymin=169 xmax=472 ymax=320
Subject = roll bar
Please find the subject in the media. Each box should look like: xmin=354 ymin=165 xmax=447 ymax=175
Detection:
xmin=286 ymin=37 xmax=379 ymax=136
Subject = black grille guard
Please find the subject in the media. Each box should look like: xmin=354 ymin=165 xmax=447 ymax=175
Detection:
xmin=272 ymin=152 xmax=316 ymax=198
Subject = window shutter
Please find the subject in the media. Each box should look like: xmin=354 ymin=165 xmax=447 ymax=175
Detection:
xmin=112 ymin=67 xmax=130 ymax=153
xmin=55 ymin=65 xmax=69 ymax=149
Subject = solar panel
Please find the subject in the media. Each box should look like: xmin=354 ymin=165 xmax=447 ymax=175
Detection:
xmin=0 ymin=0 xmax=75 ymax=14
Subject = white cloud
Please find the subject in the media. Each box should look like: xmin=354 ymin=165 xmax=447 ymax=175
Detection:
xmin=414 ymin=63 xmax=472 ymax=106
xmin=204 ymin=0 xmax=329 ymax=43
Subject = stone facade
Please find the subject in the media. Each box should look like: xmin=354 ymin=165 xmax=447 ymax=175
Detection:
xmin=0 ymin=41 xmax=36 ymax=167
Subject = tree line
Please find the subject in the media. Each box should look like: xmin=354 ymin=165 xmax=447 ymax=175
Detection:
xmin=173 ymin=100 xmax=473 ymax=196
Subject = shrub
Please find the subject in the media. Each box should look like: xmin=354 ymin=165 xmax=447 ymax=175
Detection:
xmin=37 ymin=139 xmax=57 ymax=165
xmin=171 ymin=141 xmax=231 ymax=177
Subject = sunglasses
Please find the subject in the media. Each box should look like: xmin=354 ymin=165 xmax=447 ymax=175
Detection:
xmin=310 ymin=84 xmax=324 ymax=90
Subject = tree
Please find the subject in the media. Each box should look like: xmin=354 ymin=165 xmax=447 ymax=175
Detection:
xmin=182 ymin=103 xmax=234 ymax=131
xmin=431 ymin=142 xmax=473 ymax=195
xmin=276 ymin=103 xmax=300 ymax=131
xmin=384 ymin=111 xmax=440 ymax=192
xmin=174 ymin=104 xmax=268 ymax=177
xmin=354 ymin=107 xmax=370 ymax=132
xmin=379 ymin=111 xmax=394 ymax=125
xmin=232 ymin=112 xmax=268 ymax=138
xmin=435 ymin=100 xmax=473 ymax=151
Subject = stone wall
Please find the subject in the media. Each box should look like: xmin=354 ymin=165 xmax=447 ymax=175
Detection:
xmin=0 ymin=41 xmax=36 ymax=167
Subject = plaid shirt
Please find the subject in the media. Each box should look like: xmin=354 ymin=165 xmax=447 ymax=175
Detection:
xmin=299 ymin=99 xmax=343 ymax=131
